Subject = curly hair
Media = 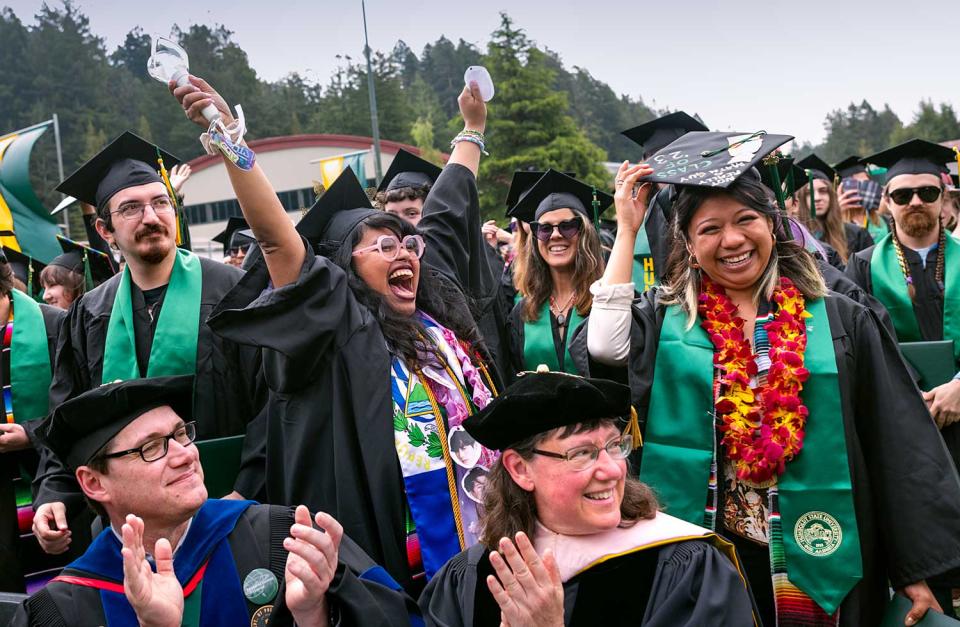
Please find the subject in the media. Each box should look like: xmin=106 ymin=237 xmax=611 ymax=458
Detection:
xmin=374 ymin=185 xmax=431 ymax=209
xmin=479 ymin=418 xmax=658 ymax=548
xmin=329 ymin=212 xmax=488 ymax=370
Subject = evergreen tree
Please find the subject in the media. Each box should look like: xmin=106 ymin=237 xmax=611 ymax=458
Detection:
xmin=890 ymin=101 xmax=960 ymax=145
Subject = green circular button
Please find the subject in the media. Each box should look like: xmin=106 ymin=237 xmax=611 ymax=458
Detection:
xmin=243 ymin=568 xmax=279 ymax=605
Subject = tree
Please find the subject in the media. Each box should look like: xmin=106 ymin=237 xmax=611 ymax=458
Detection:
xmin=815 ymin=101 xmax=902 ymax=162
xmin=890 ymin=100 xmax=960 ymax=145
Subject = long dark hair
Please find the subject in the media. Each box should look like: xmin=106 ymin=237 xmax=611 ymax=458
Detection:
xmin=330 ymin=212 xmax=487 ymax=369
xmin=660 ymin=174 xmax=826 ymax=326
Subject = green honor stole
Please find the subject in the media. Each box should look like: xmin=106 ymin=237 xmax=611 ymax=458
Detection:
xmin=641 ymin=298 xmax=862 ymax=613
xmin=632 ymin=217 xmax=657 ymax=293
xmin=522 ymin=301 xmax=583 ymax=373
xmin=9 ymin=289 xmax=52 ymax=423
xmin=102 ymin=249 xmax=202 ymax=383
xmin=870 ymin=233 xmax=960 ymax=363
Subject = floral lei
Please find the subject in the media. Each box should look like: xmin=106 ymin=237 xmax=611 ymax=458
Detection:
xmin=698 ymin=276 xmax=811 ymax=484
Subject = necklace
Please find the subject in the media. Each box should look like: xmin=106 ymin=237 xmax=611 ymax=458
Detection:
xmin=891 ymin=223 xmax=946 ymax=301
xmin=698 ymin=276 xmax=810 ymax=484
xmin=550 ymin=292 xmax=577 ymax=327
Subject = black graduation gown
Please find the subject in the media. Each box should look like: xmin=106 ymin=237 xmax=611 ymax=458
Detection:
xmin=9 ymin=503 xmax=416 ymax=626
xmin=206 ymin=164 xmax=497 ymax=595
xmin=33 ymin=257 xmax=266 ymax=526
xmin=420 ymin=539 xmax=755 ymax=627
xmin=569 ymin=290 xmax=960 ymax=627
xmin=843 ymin=222 xmax=874 ymax=257
xmin=0 ymin=304 xmax=63 ymax=592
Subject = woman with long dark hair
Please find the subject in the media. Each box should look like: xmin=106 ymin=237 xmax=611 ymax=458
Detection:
xmin=505 ymin=171 xmax=610 ymax=375
xmin=577 ymin=132 xmax=960 ymax=626
xmin=173 ymin=75 xmax=501 ymax=595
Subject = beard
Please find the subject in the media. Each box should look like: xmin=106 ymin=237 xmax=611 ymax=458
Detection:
xmin=134 ymin=224 xmax=173 ymax=264
xmin=898 ymin=209 xmax=937 ymax=238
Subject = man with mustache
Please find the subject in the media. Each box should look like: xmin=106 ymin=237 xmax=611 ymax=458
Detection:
xmin=30 ymin=132 xmax=265 ymax=561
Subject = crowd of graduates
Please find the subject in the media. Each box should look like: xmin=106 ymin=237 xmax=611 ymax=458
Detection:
xmin=1 ymin=70 xmax=960 ymax=627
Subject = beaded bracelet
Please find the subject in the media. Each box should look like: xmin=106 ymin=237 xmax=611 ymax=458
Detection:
xmin=451 ymin=130 xmax=489 ymax=155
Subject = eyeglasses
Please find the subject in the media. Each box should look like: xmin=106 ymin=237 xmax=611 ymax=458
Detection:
xmin=887 ymin=186 xmax=942 ymax=206
xmin=351 ymin=234 xmax=425 ymax=261
xmin=111 ymin=197 xmax=176 ymax=221
xmin=99 ymin=422 xmax=197 ymax=463
xmin=530 ymin=218 xmax=583 ymax=242
xmin=532 ymin=434 xmax=633 ymax=471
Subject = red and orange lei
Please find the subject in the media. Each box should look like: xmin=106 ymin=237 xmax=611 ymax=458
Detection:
xmin=698 ymin=276 xmax=811 ymax=484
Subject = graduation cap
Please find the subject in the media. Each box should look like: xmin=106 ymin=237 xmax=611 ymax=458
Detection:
xmin=296 ymin=167 xmax=377 ymax=253
xmin=757 ymin=154 xmax=794 ymax=192
xmin=507 ymin=170 xmax=614 ymax=227
xmin=2 ymin=247 xmax=45 ymax=298
xmin=834 ymin=156 xmax=867 ymax=179
xmin=53 ymin=236 xmax=116 ymax=288
xmin=504 ymin=170 xmax=577 ymax=216
xmin=621 ymin=111 xmax=709 ymax=160
xmin=795 ymin=154 xmax=836 ymax=183
xmin=56 ymin=131 xmax=181 ymax=209
xmin=35 ymin=375 xmax=194 ymax=471
xmin=462 ymin=371 xmax=633 ymax=451
xmin=640 ymin=131 xmax=794 ymax=189
xmin=211 ymin=217 xmax=255 ymax=253
xmin=863 ymin=139 xmax=957 ymax=185
xmin=377 ymin=149 xmax=442 ymax=193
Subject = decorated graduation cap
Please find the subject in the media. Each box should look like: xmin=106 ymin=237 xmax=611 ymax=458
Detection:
xmin=795 ymin=154 xmax=836 ymax=183
xmin=622 ymin=111 xmax=709 ymax=160
xmin=834 ymin=156 xmax=867 ymax=179
xmin=377 ymin=149 xmax=442 ymax=193
xmin=507 ymin=169 xmax=613 ymax=229
xmin=296 ymin=167 xmax=377 ymax=254
xmin=56 ymin=131 xmax=181 ymax=210
xmin=53 ymin=236 xmax=116 ymax=288
xmin=35 ymin=375 xmax=194 ymax=471
xmin=211 ymin=216 xmax=254 ymax=253
xmin=504 ymin=170 xmax=577 ymax=216
xmin=863 ymin=138 xmax=957 ymax=185
xmin=2 ymin=247 xmax=45 ymax=298
xmin=640 ymin=131 xmax=794 ymax=189
xmin=462 ymin=370 xmax=635 ymax=451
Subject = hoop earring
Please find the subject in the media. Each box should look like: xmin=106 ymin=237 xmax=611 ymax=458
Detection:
xmin=688 ymin=254 xmax=700 ymax=269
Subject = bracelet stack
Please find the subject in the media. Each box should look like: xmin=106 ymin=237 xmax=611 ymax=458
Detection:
xmin=451 ymin=129 xmax=488 ymax=155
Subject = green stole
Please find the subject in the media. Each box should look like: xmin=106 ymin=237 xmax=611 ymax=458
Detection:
xmin=632 ymin=216 xmax=657 ymax=293
xmin=102 ymin=250 xmax=203 ymax=383
xmin=522 ymin=301 xmax=582 ymax=373
xmin=641 ymin=298 xmax=862 ymax=614
xmin=865 ymin=216 xmax=889 ymax=243
xmin=9 ymin=289 xmax=52 ymax=423
xmin=870 ymin=233 xmax=960 ymax=363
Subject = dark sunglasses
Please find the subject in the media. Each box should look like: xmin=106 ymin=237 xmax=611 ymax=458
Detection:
xmin=531 ymin=218 xmax=583 ymax=242
xmin=887 ymin=186 xmax=942 ymax=206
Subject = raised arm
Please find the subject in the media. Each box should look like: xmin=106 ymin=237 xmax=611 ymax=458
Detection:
xmin=171 ymin=76 xmax=304 ymax=287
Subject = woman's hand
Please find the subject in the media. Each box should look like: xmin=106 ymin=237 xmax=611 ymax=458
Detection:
xmin=838 ymin=188 xmax=863 ymax=214
xmin=613 ymin=161 xmax=654 ymax=235
xmin=486 ymin=532 xmax=564 ymax=627
xmin=169 ymin=75 xmax=234 ymax=129
xmin=459 ymin=81 xmax=486 ymax=134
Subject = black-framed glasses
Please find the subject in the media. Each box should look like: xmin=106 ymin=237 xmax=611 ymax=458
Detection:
xmin=99 ymin=422 xmax=197 ymax=463
xmin=887 ymin=186 xmax=942 ymax=206
xmin=530 ymin=218 xmax=583 ymax=242
xmin=110 ymin=196 xmax=176 ymax=221
xmin=532 ymin=434 xmax=633 ymax=471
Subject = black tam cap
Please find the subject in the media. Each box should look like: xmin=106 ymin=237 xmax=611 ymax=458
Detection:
xmin=641 ymin=131 xmax=794 ymax=189
xmin=507 ymin=170 xmax=613 ymax=224
xmin=56 ymin=131 xmax=181 ymax=209
xmin=834 ymin=156 xmax=867 ymax=179
xmin=795 ymin=154 xmax=836 ymax=183
xmin=377 ymin=149 xmax=442 ymax=193
xmin=462 ymin=371 xmax=632 ymax=451
xmin=863 ymin=139 xmax=956 ymax=185
xmin=211 ymin=217 xmax=255 ymax=252
xmin=53 ymin=236 xmax=116 ymax=286
xmin=622 ymin=112 xmax=709 ymax=160
xmin=504 ymin=170 xmax=576 ymax=217
xmin=35 ymin=375 xmax=195 ymax=470
xmin=297 ymin=167 xmax=377 ymax=254
xmin=2 ymin=247 xmax=45 ymax=296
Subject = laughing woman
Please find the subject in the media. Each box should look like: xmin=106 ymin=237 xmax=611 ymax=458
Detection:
xmin=576 ymin=133 xmax=960 ymax=627
xmin=504 ymin=171 xmax=611 ymax=376
xmin=173 ymin=76 xmax=502 ymax=596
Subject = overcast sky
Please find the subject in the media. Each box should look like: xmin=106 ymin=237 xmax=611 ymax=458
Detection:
xmin=6 ymin=0 xmax=959 ymax=147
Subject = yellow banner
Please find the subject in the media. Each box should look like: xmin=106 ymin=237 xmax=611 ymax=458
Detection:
xmin=0 ymin=136 xmax=22 ymax=252
xmin=318 ymin=155 xmax=345 ymax=189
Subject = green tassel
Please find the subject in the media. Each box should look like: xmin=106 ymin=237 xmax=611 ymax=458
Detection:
xmin=591 ymin=186 xmax=601 ymax=233
xmin=807 ymin=169 xmax=816 ymax=221
xmin=763 ymin=153 xmax=786 ymax=212
xmin=83 ymin=250 xmax=95 ymax=292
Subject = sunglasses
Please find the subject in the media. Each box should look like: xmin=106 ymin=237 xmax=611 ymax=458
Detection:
xmin=530 ymin=218 xmax=583 ymax=242
xmin=887 ymin=186 xmax=942 ymax=206
xmin=352 ymin=234 xmax=425 ymax=261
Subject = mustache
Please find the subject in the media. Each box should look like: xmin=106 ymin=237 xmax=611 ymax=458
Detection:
xmin=135 ymin=224 xmax=168 ymax=241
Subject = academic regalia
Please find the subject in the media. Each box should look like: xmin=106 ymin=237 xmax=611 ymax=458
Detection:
xmin=3 ymin=249 xmax=46 ymax=301
xmin=206 ymin=164 xmax=499 ymax=596
xmin=843 ymin=222 xmax=874 ymax=256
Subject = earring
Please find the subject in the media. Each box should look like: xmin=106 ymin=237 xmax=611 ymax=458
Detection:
xmin=688 ymin=254 xmax=700 ymax=269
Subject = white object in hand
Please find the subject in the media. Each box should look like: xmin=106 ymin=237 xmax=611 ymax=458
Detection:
xmin=147 ymin=35 xmax=220 ymax=122
xmin=463 ymin=66 xmax=495 ymax=102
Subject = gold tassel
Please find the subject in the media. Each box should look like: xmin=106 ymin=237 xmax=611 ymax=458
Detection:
xmin=623 ymin=405 xmax=642 ymax=448
xmin=156 ymin=150 xmax=182 ymax=246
